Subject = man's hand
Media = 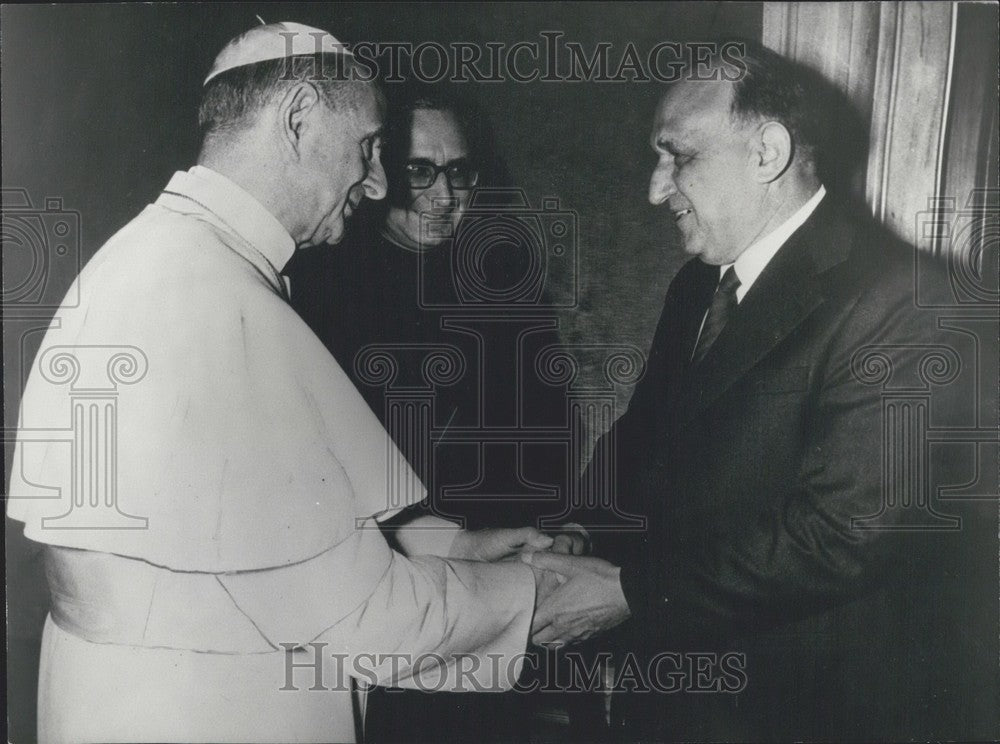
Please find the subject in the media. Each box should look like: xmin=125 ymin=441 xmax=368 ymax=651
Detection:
xmin=528 ymin=561 xmax=567 ymax=609
xmin=545 ymin=523 xmax=590 ymax=556
xmin=448 ymin=527 xmax=554 ymax=562
xmin=523 ymin=552 xmax=631 ymax=646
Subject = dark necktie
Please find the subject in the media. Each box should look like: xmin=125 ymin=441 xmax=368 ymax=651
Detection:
xmin=691 ymin=266 xmax=741 ymax=364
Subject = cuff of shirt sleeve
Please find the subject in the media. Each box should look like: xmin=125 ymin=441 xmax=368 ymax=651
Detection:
xmin=617 ymin=557 xmax=653 ymax=619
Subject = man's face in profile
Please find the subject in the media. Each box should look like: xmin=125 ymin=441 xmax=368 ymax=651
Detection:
xmin=386 ymin=108 xmax=476 ymax=249
xmin=296 ymin=82 xmax=387 ymax=247
xmin=648 ymin=79 xmax=760 ymax=265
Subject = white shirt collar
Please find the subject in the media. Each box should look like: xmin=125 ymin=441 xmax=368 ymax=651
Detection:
xmin=158 ymin=165 xmax=296 ymax=274
xmin=724 ymin=185 xmax=826 ymax=302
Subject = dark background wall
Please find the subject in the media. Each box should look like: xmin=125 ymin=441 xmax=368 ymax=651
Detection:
xmin=2 ymin=4 xmax=762 ymax=741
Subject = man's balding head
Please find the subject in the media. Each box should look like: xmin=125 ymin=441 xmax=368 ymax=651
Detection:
xmin=725 ymin=40 xmax=830 ymax=173
xmin=648 ymin=41 xmax=825 ymax=264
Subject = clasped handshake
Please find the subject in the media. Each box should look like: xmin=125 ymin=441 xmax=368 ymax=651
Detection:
xmin=448 ymin=526 xmax=632 ymax=647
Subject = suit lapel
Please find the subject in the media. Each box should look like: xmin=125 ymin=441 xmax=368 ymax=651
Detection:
xmin=652 ymin=259 xmax=718 ymax=423
xmin=676 ymin=199 xmax=853 ymax=424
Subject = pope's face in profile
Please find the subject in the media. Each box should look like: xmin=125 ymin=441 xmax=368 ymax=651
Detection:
xmin=297 ymin=82 xmax=387 ymax=247
xmin=386 ymin=108 xmax=476 ymax=249
xmin=647 ymin=79 xmax=762 ymax=266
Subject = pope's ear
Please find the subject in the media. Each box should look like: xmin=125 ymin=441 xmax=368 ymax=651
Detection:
xmin=753 ymin=120 xmax=793 ymax=183
xmin=277 ymin=82 xmax=322 ymax=158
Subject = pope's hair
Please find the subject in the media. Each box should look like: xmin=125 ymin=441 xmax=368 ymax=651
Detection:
xmin=198 ymin=53 xmax=373 ymax=138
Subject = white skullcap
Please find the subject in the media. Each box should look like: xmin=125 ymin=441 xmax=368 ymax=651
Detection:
xmin=204 ymin=21 xmax=353 ymax=85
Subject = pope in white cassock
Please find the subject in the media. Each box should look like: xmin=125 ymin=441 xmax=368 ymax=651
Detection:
xmin=7 ymin=23 xmax=558 ymax=743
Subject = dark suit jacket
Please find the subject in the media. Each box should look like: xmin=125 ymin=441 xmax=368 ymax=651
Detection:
xmin=592 ymin=198 xmax=998 ymax=741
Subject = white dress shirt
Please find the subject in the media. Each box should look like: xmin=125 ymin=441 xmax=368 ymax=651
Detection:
xmin=725 ymin=185 xmax=827 ymax=303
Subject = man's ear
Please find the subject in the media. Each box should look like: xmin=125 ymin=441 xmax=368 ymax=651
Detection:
xmin=753 ymin=120 xmax=793 ymax=183
xmin=277 ymin=82 xmax=322 ymax=158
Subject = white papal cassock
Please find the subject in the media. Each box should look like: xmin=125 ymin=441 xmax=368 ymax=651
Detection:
xmin=7 ymin=166 xmax=535 ymax=743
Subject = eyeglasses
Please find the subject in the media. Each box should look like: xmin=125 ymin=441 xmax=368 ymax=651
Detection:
xmin=404 ymin=161 xmax=479 ymax=190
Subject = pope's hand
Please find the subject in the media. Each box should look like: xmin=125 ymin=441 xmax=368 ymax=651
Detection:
xmin=522 ymin=552 xmax=631 ymax=646
xmin=448 ymin=527 xmax=554 ymax=562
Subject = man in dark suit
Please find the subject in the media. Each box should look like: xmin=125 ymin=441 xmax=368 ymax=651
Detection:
xmin=526 ymin=41 xmax=998 ymax=741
